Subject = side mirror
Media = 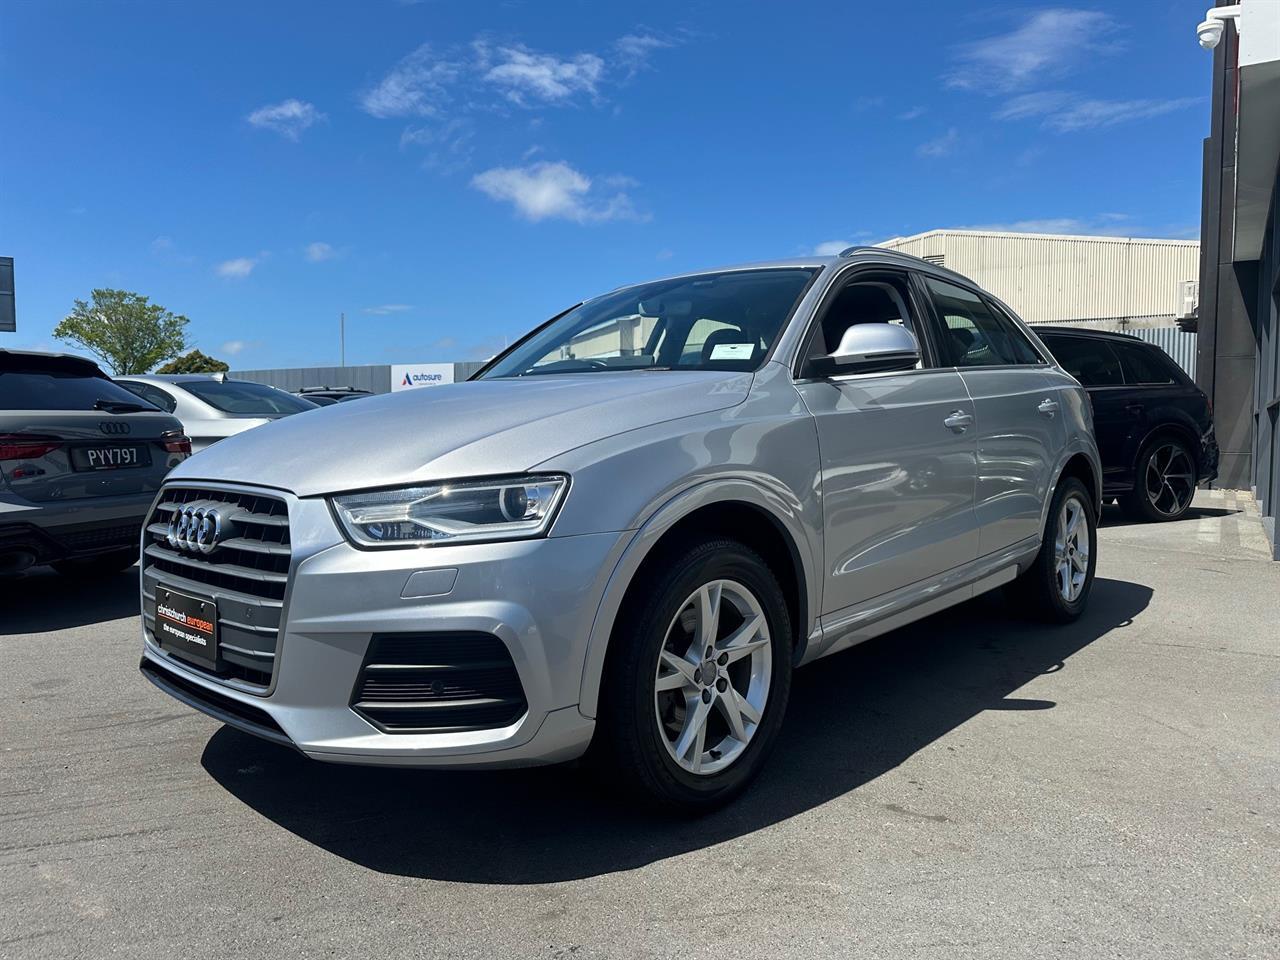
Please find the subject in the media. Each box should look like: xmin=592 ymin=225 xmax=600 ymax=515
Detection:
xmin=808 ymin=323 xmax=921 ymax=377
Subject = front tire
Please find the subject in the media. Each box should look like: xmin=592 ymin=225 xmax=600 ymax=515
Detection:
xmin=1008 ymin=477 xmax=1096 ymax=623
xmin=593 ymin=538 xmax=793 ymax=813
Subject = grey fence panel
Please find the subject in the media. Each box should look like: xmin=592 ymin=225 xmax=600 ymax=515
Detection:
xmin=1121 ymin=328 xmax=1198 ymax=380
xmin=232 ymin=365 xmax=391 ymax=394
xmin=230 ymin=362 xmax=486 ymax=394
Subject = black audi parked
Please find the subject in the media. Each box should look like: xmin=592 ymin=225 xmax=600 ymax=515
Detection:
xmin=1037 ymin=327 xmax=1218 ymax=522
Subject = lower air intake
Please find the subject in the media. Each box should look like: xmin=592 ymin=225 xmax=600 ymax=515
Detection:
xmin=351 ymin=632 xmax=528 ymax=733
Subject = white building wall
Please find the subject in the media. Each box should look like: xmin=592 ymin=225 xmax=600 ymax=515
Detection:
xmin=879 ymin=230 xmax=1200 ymax=324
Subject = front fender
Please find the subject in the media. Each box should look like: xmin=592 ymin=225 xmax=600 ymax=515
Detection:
xmin=574 ymin=476 xmax=821 ymax=719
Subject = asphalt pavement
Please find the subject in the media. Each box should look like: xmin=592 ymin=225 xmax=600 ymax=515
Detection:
xmin=2 ymin=490 xmax=1277 ymax=959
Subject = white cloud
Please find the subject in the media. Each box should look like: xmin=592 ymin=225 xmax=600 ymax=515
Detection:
xmin=813 ymin=240 xmax=853 ymax=256
xmin=1044 ymin=96 xmax=1202 ymax=132
xmin=996 ymin=91 xmax=1201 ymax=131
xmin=655 ymin=248 xmax=674 ymax=261
xmin=995 ymin=90 xmax=1074 ymax=121
xmin=470 ymin=161 xmax=643 ymax=223
xmin=215 ymin=257 xmax=257 ymax=278
xmin=897 ymin=106 xmax=927 ymax=121
xmin=150 ymin=235 xmax=173 ymax=254
xmin=916 ymin=128 xmax=959 ymax=158
xmin=615 ymin=33 xmax=676 ymax=77
xmin=945 ymin=9 xmax=1120 ymax=92
xmin=360 ymin=44 xmax=459 ymax=118
xmin=305 ymin=242 xmax=336 ymax=262
xmin=362 ymin=31 xmax=682 ymax=123
xmin=246 ymin=99 xmax=326 ymax=140
xmin=478 ymin=42 xmax=604 ymax=105
xmin=400 ymin=118 xmax=474 ymax=172
xmin=362 ymin=304 xmax=414 ymax=315
xmin=221 ymin=339 xmax=247 ymax=356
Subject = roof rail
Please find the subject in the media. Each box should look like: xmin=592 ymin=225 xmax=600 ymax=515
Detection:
xmin=839 ymin=245 xmax=949 ymax=270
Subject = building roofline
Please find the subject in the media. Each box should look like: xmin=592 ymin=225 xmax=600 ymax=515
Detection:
xmin=879 ymin=228 xmax=1200 ymax=247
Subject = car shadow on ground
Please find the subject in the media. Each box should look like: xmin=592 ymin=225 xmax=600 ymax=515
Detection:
xmin=202 ymin=576 xmax=1151 ymax=884
xmin=1098 ymin=505 xmax=1241 ymax=529
xmin=0 ymin=563 xmax=140 ymax=634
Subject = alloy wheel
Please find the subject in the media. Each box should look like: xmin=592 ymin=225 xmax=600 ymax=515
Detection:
xmin=1144 ymin=443 xmax=1196 ymax=517
xmin=1053 ymin=494 xmax=1091 ymax=604
xmin=653 ymin=579 xmax=773 ymax=776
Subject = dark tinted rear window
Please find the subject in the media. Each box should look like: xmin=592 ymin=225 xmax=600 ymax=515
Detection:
xmin=1113 ymin=341 xmax=1176 ymax=384
xmin=1043 ymin=335 xmax=1124 ymax=387
xmin=178 ymin=379 xmax=317 ymax=415
xmin=0 ymin=369 xmax=160 ymax=411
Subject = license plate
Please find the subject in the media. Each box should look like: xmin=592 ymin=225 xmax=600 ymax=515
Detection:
xmin=155 ymin=585 xmax=218 ymax=669
xmin=71 ymin=444 xmax=152 ymax=471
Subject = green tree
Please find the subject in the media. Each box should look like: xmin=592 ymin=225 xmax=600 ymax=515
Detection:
xmin=156 ymin=349 xmax=230 ymax=374
xmin=53 ymin=288 xmax=189 ymax=375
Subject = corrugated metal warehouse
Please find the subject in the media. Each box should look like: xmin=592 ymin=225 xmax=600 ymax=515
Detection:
xmin=879 ymin=230 xmax=1200 ymax=327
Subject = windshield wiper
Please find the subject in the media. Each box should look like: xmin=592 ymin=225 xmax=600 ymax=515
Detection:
xmin=93 ymin=398 xmax=152 ymax=413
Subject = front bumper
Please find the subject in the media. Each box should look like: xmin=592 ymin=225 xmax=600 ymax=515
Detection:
xmin=1199 ymin=426 xmax=1220 ymax=486
xmin=140 ymin=488 xmax=630 ymax=767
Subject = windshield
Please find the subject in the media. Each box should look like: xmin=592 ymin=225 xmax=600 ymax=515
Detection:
xmin=479 ymin=268 xmax=817 ymax=379
xmin=178 ymin=379 xmax=318 ymax=415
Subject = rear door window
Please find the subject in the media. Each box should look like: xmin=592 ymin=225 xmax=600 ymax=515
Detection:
xmin=1042 ymin=336 xmax=1124 ymax=387
xmin=178 ymin=379 xmax=317 ymax=415
xmin=1113 ymin=342 xmax=1176 ymax=385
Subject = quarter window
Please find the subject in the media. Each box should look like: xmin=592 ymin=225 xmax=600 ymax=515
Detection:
xmin=119 ymin=380 xmax=177 ymax=413
xmin=1113 ymin=341 xmax=1176 ymax=385
xmin=924 ymin=277 xmax=1041 ymax=367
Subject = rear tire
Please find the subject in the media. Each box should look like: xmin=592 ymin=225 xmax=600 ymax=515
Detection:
xmin=1006 ymin=477 xmax=1096 ymax=623
xmin=1120 ymin=436 xmax=1197 ymax=522
xmin=592 ymin=538 xmax=793 ymax=813
xmin=52 ymin=549 xmax=138 ymax=578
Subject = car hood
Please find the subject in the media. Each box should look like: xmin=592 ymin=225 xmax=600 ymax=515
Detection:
xmin=169 ymin=370 xmax=752 ymax=497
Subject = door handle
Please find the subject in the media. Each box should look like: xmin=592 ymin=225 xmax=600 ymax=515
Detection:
xmin=943 ymin=410 xmax=973 ymax=432
xmin=1125 ymin=402 xmax=1144 ymax=414
xmin=1037 ymin=398 xmax=1060 ymax=418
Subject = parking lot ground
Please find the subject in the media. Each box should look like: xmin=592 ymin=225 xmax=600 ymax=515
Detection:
xmin=2 ymin=490 xmax=1277 ymax=960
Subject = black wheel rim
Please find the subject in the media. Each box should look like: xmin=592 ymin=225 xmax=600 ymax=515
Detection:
xmin=1144 ymin=443 xmax=1195 ymax=517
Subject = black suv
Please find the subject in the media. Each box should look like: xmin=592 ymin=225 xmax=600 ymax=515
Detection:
xmin=1037 ymin=327 xmax=1218 ymax=521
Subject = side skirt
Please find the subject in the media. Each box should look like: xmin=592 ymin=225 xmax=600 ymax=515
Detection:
xmin=802 ymin=535 xmax=1040 ymax=664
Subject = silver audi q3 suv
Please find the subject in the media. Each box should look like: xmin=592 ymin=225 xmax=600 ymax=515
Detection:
xmin=139 ymin=247 xmax=1101 ymax=809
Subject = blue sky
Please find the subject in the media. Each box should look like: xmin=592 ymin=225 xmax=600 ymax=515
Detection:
xmin=1 ymin=1 xmax=1212 ymax=369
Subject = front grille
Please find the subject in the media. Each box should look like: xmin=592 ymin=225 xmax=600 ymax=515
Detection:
xmin=352 ymin=633 xmax=528 ymax=733
xmin=141 ymin=485 xmax=291 ymax=689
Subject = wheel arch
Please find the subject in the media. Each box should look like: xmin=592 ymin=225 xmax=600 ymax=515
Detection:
xmin=1132 ymin=417 xmax=1203 ymax=478
xmin=576 ymin=479 xmax=818 ymax=720
xmin=1043 ymin=441 xmax=1103 ymax=532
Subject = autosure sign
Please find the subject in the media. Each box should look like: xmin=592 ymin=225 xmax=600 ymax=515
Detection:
xmin=391 ymin=363 xmax=455 ymax=392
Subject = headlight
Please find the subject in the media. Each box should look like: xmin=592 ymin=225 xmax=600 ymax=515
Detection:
xmin=330 ymin=475 xmax=568 ymax=548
